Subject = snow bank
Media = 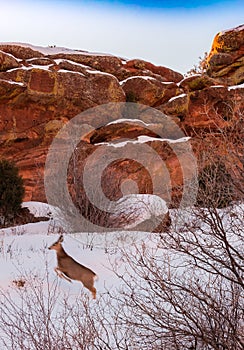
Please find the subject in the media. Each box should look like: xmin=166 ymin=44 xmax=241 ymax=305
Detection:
xmin=0 ymin=42 xmax=116 ymax=57
xmin=167 ymin=93 xmax=187 ymax=103
xmin=120 ymin=75 xmax=157 ymax=85
xmin=110 ymin=194 xmax=168 ymax=229
xmin=97 ymin=135 xmax=190 ymax=148
xmin=0 ymin=79 xmax=25 ymax=86
xmin=107 ymin=118 xmax=151 ymax=127
xmin=228 ymin=83 xmax=244 ymax=91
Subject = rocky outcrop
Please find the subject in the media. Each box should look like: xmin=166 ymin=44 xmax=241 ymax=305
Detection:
xmin=0 ymin=43 xmax=45 ymax=59
xmin=0 ymin=61 xmax=125 ymax=145
xmin=0 ymin=50 xmax=20 ymax=71
xmin=118 ymin=59 xmax=183 ymax=82
xmin=0 ymin=25 xmax=243 ymax=229
xmin=121 ymin=76 xmax=180 ymax=106
xmin=161 ymin=84 xmax=244 ymax=133
xmin=179 ymin=74 xmax=219 ymax=92
xmin=207 ymin=24 xmax=244 ymax=85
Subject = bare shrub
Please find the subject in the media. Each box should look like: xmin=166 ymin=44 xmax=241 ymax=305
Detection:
xmin=0 ymin=267 xmax=97 ymax=350
xmin=196 ymin=161 xmax=235 ymax=208
xmin=104 ymin=201 xmax=244 ymax=349
xmin=186 ymin=52 xmax=208 ymax=76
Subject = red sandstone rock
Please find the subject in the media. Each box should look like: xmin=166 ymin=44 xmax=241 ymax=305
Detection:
xmin=123 ymin=59 xmax=183 ymax=83
xmin=179 ymin=74 xmax=220 ymax=92
xmin=85 ymin=122 xmax=160 ymax=144
xmin=0 ymin=44 xmax=44 ymax=59
xmin=48 ymin=52 xmax=123 ymax=76
xmin=0 ymin=31 xmax=243 ymax=210
xmin=160 ymin=93 xmax=188 ymax=120
xmin=0 ymin=50 xmax=20 ymax=71
xmin=121 ymin=76 xmax=180 ymax=106
xmin=0 ymin=65 xmax=125 ymax=145
xmin=207 ymin=24 xmax=244 ymax=85
xmin=161 ymin=85 xmax=244 ymax=134
xmin=186 ymin=85 xmax=243 ymax=132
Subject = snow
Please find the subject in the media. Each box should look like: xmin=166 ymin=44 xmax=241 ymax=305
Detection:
xmin=22 ymin=201 xmax=59 ymax=218
xmin=0 ymin=231 xmax=122 ymax=295
xmin=7 ymin=64 xmax=52 ymax=73
xmin=55 ymin=58 xmax=115 ymax=78
xmin=0 ymin=79 xmax=25 ymax=86
xmin=107 ymin=118 xmax=151 ymax=127
xmin=27 ymin=64 xmax=53 ymax=70
xmin=85 ymin=69 xmax=115 ymax=78
xmin=167 ymin=93 xmax=187 ymax=103
xmin=0 ymin=200 xmax=242 ymax=281
xmin=210 ymin=85 xmax=225 ymax=88
xmin=0 ymin=42 xmax=116 ymax=57
xmin=0 ymin=49 xmax=21 ymax=61
xmin=110 ymin=194 xmax=168 ymax=229
xmin=54 ymin=58 xmax=90 ymax=69
xmin=0 ymin=198 xmax=158 ymax=296
xmin=0 ymin=196 xmax=168 ymax=291
xmin=26 ymin=57 xmax=51 ymax=62
xmin=220 ymin=24 xmax=244 ymax=35
xmin=4 ymin=56 xmax=115 ymax=77
xmin=58 ymin=69 xmax=85 ymax=77
xmin=0 ymin=200 xmax=243 ymax=349
xmin=228 ymin=83 xmax=244 ymax=91
xmin=1 ymin=200 xmax=242 ymax=292
xmin=6 ymin=59 xmax=111 ymax=77
xmin=120 ymin=75 xmax=157 ymax=85
xmin=97 ymin=135 xmax=191 ymax=148
xmin=120 ymin=75 xmax=175 ymax=85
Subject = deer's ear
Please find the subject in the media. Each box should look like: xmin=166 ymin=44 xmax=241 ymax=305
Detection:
xmin=59 ymin=234 xmax=64 ymax=242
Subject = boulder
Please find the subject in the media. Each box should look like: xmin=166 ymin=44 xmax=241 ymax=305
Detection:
xmin=0 ymin=79 xmax=26 ymax=100
xmin=185 ymin=85 xmax=243 ymax=132
xmin=122 ymin=59 xmax=183 ymax=82
xmin=161 ymin=85 xmax=244 ymax=133
xmin=160 ymin=93 xmax=188 ymax=121
xmin=179 ymin=74 xmax=219 ymax=92
xmin=48 ymin=52 xmax=123 ymax=76
xmin=207 ymin=24 xmax=244 ymax=85
xmin=0 ymin=50 xmax=20 ymax=71
xmin=0 ymin=43 xmax=44 ymax=59
xmin=121 ymin=76 xmax=180 ymax=106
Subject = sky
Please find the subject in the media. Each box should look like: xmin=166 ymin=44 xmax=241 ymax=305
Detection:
xmin=0 ymin=0 xmax=243 ymax=73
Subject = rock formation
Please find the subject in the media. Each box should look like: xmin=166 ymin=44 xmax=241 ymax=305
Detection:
xmin=0 ymin=24 xmax=243 ymax=231
xmin=206 ymin=24 xmax=244 ymax=85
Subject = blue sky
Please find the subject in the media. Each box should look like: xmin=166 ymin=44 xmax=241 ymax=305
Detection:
xmin=1 ymin=0 xmax=243 ymax=73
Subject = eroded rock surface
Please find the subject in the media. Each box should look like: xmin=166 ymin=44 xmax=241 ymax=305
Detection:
xmin=0 ymin=25 xmax=243 ymax=232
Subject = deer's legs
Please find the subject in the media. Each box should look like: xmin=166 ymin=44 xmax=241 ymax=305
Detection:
xmin=90 ymin=287 xmax=96 ymax=299
xmin=54 ymin=267 xmax=72 ymax=283
xmin=83 ymin=281 xmax=97 ymax=299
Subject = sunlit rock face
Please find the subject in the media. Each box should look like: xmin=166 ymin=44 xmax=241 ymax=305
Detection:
xmin=0 ymin=25 xmax=243 ymax=221
xmin=206 ymin=24 xmax=244 ymax=85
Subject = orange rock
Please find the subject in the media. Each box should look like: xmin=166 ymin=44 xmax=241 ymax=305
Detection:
xmin=124 ymin=59 xmax=183 ymax=82
xmin=121 ymin=76 xmax=179 ymax=106
xmin=207 ymin=25 xmax=244 ymax=85
xmin=0 ymin=50 xmax=20 ymax=71
xmin=0 ymin=34 xmax=243 ymax=207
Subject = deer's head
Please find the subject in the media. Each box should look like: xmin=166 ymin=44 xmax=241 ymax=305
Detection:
xmin=48 ymin=235 xmax=64 ymax=251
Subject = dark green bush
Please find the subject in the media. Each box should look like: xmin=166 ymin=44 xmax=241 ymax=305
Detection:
xmin=126 ymin=91 xmax=138 ymax=103
xmin=0 ymin=159 xmax=25 ymax=225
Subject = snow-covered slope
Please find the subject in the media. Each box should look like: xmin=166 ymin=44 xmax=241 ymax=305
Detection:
xmin=0 ymin=200 xmax=152 ymax=294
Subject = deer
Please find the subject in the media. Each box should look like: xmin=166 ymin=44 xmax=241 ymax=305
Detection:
xmin=48 ymin=235 xmax=97 ymax=299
